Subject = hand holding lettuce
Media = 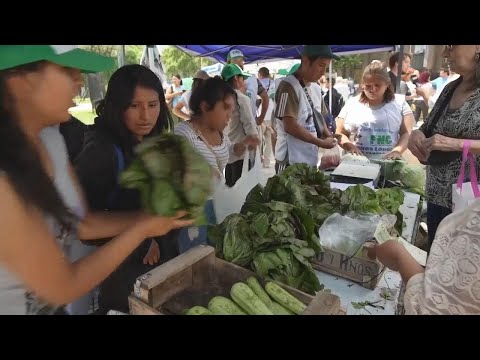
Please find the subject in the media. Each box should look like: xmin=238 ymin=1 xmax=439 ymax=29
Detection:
xmin=119 ymin=134 xmax=212 ymax=224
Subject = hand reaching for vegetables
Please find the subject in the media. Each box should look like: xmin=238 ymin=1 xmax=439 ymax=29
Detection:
xmin=366 ymin=240 xmax=407 ymax=271
xmin=138 ymin=211 xmax=194 ymax=239
xmin=317 ymin=137 xmax=337 ymax=149
xmin=343 ymin=142 xmax=363 ymax=155
xmin=143 ymin=239 xmax=160 ymax=265
xmin=383 ymin=150 xmax=403 ymax=160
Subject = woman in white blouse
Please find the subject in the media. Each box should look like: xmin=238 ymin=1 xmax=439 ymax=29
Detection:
xmin=368 ymin=199 xmax=480 ymax=315
xmin=336 ymin=62 xmax=415 ymax=160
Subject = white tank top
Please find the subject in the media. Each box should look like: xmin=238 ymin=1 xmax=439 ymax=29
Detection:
xmin=0 ymin=126 xmax=85 ymax=314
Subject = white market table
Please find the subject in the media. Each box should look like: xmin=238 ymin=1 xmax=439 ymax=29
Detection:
xmin=315 ymin=191 xmax=422 ymax=315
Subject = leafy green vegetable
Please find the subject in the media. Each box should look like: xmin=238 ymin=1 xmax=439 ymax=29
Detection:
xmin=340 ymin=185 xmax=382 ymax=214
xmin=222 ymin=214 xmax=254 ymax=267
xmin=377 ymin=187 xmax=405 ymax=215
xmin=252 ymin=248 xmax=322 ymax=294
xmin=119 ymin=133 xmax=212 ymax=224
xmin=390 ymin=161 xmax=426 ymax=196
xmin=210 ymin=163 xmax=408 ymax=295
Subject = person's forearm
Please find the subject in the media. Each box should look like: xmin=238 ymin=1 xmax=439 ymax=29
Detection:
xmin=173 ymin=107 xmax=189 ymax=121
xmin=468 ymin=140 xmax=480 ymax=155
xmin=336 ymin=132 xmax=352 ymax=148
xmin=165 ymin=92 xmax=176 ymax=100
xmin=392 ymin=132 xmax=410 ymax=154
xmin=284 ymin=120 xmax=321 ymax=146
xmin=258 ymin=92 xmax=269 ymax=122
xmin=440 ymin=138 xmax=480 ymax=154
xmin=62 ymin=224 xmax=150 ymax=304
xmin=396 ymin=247 xmax=425 ymax=283
xmin=78 ymin=211 xmax=144 ymax=240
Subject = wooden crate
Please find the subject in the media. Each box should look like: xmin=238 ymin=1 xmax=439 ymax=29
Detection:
xmin=311 ymin=245 xmax=384 ymax=290
xmin=129 ymin=245 xmax=344 ymax=315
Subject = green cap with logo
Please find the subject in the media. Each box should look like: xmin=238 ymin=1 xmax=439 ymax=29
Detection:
xmin=221 ymin=64 xmax=251 ymax=81
xmin=0 ymin=45 xmax=115 ymax=73
xmin=303 ymin=45 xmax=340 ymax=60
xmin=278 ymin=62 xmax=301 ymax=76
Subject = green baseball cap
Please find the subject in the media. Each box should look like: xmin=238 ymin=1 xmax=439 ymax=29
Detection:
xmin=277 ymin=63 xmax=301 ymax=76
xmin=303 ymin=45 xmax=340 ymax=60
xmin=221 ymin=64 xmax=251 ymax=81
xmin=0 ymin=45 xmax=115 ymax=73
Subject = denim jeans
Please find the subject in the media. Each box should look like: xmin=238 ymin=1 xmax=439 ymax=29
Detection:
xmin=177 ymin=200 xmax=217 ymax=254
xmin=426 ymin=202 xmax=452 ymax=253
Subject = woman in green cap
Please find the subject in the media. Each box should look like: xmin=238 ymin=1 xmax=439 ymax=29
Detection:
xmin=0 ymin=46 xmax=193 ymax=314
xmin=221 ymin=63 xmax=259 ymax=186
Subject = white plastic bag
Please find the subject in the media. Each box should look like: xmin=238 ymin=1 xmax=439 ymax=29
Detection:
xmin=318 ymin=213 xmax=397 ymax=255
xmin=452 ymin=140 xmax=480 ymax=213
xmin=213 ymin=148 xmax=265 ymax=223
xmin=319 ymin=145 xmax=341 ymax=170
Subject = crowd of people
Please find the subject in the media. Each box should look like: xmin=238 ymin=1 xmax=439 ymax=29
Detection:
xmin=1 ymin=45 xmax=480 ymax=315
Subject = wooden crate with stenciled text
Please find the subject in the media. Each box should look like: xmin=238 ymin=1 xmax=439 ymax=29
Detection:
xmin=128 ymin=245 xmax=345 ymax=315
xmin=311 ymin=245 xmax=384 ymax=290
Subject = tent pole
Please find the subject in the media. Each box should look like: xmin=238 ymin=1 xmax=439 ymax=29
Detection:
xmin=396 ymin=45 xmax=404 ymax=93
xmin=329 ymin=62 xmax=333 ymax=114
xmin=118 ymin=45 xmax=125 ymax=68
xmin=148 ymin=46 xmax=155 ymax=75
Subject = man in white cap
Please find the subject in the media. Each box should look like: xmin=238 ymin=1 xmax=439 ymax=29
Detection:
xmin=226 ymin=49 xmax=270 ymax=168
xmin=226 ymin=49 xmax=270 ymax=127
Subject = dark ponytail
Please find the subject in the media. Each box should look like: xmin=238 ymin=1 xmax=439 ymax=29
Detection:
xmin=0 ymin=63 xmax=74 ymax=231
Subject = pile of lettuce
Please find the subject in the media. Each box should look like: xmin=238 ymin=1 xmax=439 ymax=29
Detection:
xmin=209 ymin=164 xmax=406 ymax=294
xmin=119 ymin=133 xmax=212 ymax=224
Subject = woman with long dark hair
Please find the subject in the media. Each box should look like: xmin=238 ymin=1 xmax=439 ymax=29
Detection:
xmin=74 ymin=64 xmax=181 ymax=314
xmin=0 ymin=46 xmax=192 ymax=315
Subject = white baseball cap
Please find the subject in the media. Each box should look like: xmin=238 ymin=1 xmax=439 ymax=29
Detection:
xmin=227 ymin=49 xmax=246 ymax=62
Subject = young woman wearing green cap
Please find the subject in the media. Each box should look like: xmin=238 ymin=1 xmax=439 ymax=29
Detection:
xmin=0 ymin=46 xmax=193 ymax=314
xmin=221 ymin=63 xmax=259 ymax=186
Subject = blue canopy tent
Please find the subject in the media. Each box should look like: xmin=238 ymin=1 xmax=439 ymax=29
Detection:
xmin=174 ymin=45 xmax=395 ymax=64
xmin=174 ymin=45 xmax=397 ymax=112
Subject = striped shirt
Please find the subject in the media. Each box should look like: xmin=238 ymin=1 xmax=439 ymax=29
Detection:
xmin=175 ymin=121 xmax=232 ymax=177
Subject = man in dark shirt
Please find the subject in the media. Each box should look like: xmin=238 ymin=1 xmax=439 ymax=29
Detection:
xmin=59 ymin=115 xmax=88 ymax=162
xmin=388 ymin=51 xmax=412 ymax=92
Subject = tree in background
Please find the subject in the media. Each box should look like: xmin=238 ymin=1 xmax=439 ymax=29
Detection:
xmin=79 ymin=45 xmax=144 ymax=81
xmin=334 ymin=55 xmax=362 ymax=79
xmin=78 ymin=45 xmax=145 ymax=102
xmin=162 ymin=46 xmax=215 ymax=78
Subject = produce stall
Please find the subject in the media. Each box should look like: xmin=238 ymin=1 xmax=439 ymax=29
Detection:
xmin=206 ymin=162 xmax=424 ymax=316
xmin=315 ymin=191 xmax=421 ymax=315
xmin=129 ymin=245 xmax=345 ymax=315
xmin=120 ymin=132 xmax=424 ymax=315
